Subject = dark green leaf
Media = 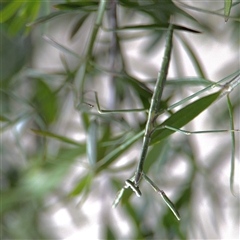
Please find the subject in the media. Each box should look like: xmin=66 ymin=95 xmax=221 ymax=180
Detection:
xmin=53 ymin=2 xmax=98 ymax=11
xmin=26 ymin=11 xmax=67 ymax=27
xmin=32 ymin=79 xmax=58 ymax=125
xmin=176 ymin=34 xmax=206 ymax=78
xmin=69 ymin=14 xmax=89 ymax=40
xmin=151 ymin=91 xmax=221 ymax=145
xmin=0 ymin=115 xmax=10 ymax=122
xmin=106 ymin=24 xmax=201 ymax=34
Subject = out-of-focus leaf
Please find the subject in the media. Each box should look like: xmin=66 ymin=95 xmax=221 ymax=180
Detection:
xmin=69 ymin=14 xmax=89 ymax=40
xmin=165 ymin=77 xmax=213 ymax=86
xmin=87 ymin=119 xmax=98 ymax=166
xmin=1 ymin=32 xmax=32 ymax=81
xmin=8 ymin=12 xmax=26 ymax=35
xmin=227 ymin=95 xmax=236 ymax=195
xmin=31 ymin=129 xmax=83 ymax=147
xmin=69 ymin=174 xmax=92 ymax=197
xmin=121 ymin=73 xmax=152 ymax=108
xmin=144 ymin=140 xmax=168 ymax=173
xmin=43 ymin=35 xmax=82 ymax=60
xmin=176 ymin=34 xmax=206 ymax=78
xmin=224 ymin=0 xmax=232 ymax=22
xmin=0 ymin=115 xmax=10 ymax=122
xmin=26 ymin=11 xmax=67 ymax=27
xmin=27 ymin=1 xmax=41 ymax=24
xmin=53 ymin=2 xmax=98 ymax=11
xmin=32 ymin=79 xmax=58 ymax=125
xmin=119 ymin=0 xmax=198 ymax=23
xmin=151 ymin=91 xmax=221 ymax=145
xmin=0 ymin=1 xmax=23 ymax=23
xmin=179 ymin=2 xmax=240 ymax=21
xmin=96 ymin=130 xmax=144 ymax=171
xmin=105 ymin=24 xmax=201 ymax=34
xmin=105 ymin=225 xmax=117 ymax=240
xmin=55 ymin=147 xmax=86 ymax=161
xmin=1 ymin=1 xmax=43 ymax=35
xmin=22 ymin=158 xmax=74 ymax=199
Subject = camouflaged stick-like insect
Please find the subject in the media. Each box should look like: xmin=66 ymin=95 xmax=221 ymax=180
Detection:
xmin=87 ymin=20 xmax=240 ymax=220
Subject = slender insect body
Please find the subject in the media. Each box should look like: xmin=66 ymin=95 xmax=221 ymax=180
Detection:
xmin=88 ymin=21 xmax=240 ymax=221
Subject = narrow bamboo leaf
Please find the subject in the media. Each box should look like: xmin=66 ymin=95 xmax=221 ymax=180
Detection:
xmin=54 ymin=2 xmax=98 ymax=11
xmin=69 ymin=14 xmax=89 ymax=40
xmin=151 ymin=91 xmax=221 ymax=145
xmin=122 ymin=73 xmax=152 ymax=97
xmin=87 ymin=119 xmax=98 ymax=166
xmin=96 ymin=131 xmax=144 ymax=172
xmin=88 ymin=61 xmax=153 ymax=98
xmin=105 ymin=24 xmax=201 ymax=33
xmin=31 ymin=129 xmax=83 ymax=147
xmin=165 ymin=77 xmax=213 ymax=86
xmin=43 ymin=35 xmax=82 ymax=60
xmin=176 ymin=34 xmax=206 ymax=79
xmin=227 ymin=95 xmax=236 ymax=196
xmin=224 ymin=0 xmax=232 ymax=22
xmin=179 ymin=2 xmax=240 ymax=21
xmin=26 ymin=11 xmax=67 ymax=27
xmin=68 ymin=174 xmax=92 ymax=197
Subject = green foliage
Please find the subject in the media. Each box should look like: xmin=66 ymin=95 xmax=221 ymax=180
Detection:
xmin=1 ymin=0 xmax=239 ymax=239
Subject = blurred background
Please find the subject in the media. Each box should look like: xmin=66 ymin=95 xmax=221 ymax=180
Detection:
xmin=1 ymin=1 xmax=239 ymax=239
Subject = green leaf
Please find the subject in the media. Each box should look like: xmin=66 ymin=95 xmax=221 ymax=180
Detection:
xmin=224 ymin=0 xmax=232 ymax=22
xmin=43 ymin=35 xmax=82 ymax=60
xmin=96 ymin=131 xmax=144 ymax=172
xmin=69 ymin=174 xmax=92 ymax=197
xmin=178 ymin=2 xmax=240 ymax=22
xmin=121 ymin=73 xmax=152 ymax=104
xmin=151 ymin=91 xmax=221 ymax=145
xmin=32 ymin=79 xmax=58 ymax=125
xmin=27 ymin=1 xmax=41 ymax=24
xmin=0 ymin=115 xmax=10 ymax=122
xmin=176 ymin=34 xmax=206 ymax=79
xmin=31 ymin=129 xmax=83 ymax=147
xmin=69 ymin=14 xmax=89 ymax=40
xmin=53 ymin=2 xmax=98 ymax=11
xmin=166 ymin=77 xmax=213 ymax=86
xmin=55 ymin=147 xmax=86 ymax=161
xmin=0 ymin=1 xmax=24 ymax=23
xmin=106 ymin=225 xmax=117 ymax=240
xmin=105 ymin=24 xmax=201 ymax=34
xmin=26 ymin=11 xmax=67 ymax=27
